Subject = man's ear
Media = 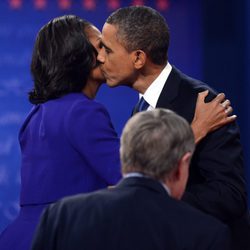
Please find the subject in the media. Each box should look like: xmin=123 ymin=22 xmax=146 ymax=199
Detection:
xmin=178 ymin=152 xmax=192 ymax=178
xmin=165 ymin=152 xmax=192 ymax=200
xmin=132 ymin=50 xmax=146 ymax=69
xmin=169 ymin=153 xmax=191 ymax=181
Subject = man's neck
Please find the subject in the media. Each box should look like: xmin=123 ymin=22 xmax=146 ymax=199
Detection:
xmin=123 ymin=172 xmax=171 ymax=196
xmin=132 ymin=62 xmax=167 ymax=94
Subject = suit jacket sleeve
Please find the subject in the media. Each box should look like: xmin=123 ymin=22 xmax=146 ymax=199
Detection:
xmin=156 ymin=67 xmax=247 ymax=224
xmin=65 ymin=101 xmax=121 ymax=185
xmin=182 ymin=91 xmax=247 ymax=223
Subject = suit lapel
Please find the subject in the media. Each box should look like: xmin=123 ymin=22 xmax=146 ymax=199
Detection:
xmin=156 ymin=66 xmax=196 ymax=123
xmin=131 ymin=66 xmax=182 ymax=116
xmin=156 ymin=66 xmax=181 ymax=109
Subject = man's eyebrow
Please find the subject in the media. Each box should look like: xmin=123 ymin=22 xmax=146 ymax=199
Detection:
xmin=100 ymin=41 xmax=112 ymax=52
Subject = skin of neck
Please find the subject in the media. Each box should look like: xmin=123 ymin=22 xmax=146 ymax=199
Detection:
xmin=132 ymin=60 xmax=167 ymax=94
xmin=82 ymin=79 xmax=102 ymax=99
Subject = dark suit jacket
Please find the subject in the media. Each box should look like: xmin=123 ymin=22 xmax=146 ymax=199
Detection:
xmin=152 ymin=66 xmax=249 ymax=248
xmin=31 ymin=177 xmax=231 ymax=250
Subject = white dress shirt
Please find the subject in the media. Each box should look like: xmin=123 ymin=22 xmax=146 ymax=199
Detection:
xmin=139 ymin=62 xmax=172 ymax=110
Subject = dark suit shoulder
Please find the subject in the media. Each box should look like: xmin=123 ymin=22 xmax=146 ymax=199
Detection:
xmin=157 ymin=66 xmax=217 ymax=122
xmin=34 ymin=185 xmax=231 ymax=250
xmin=59 ymin=183 xmax=228 ymax=236
xmin=172 ymin=66 xmax=218 ymax=106
xmin=158 ymin=198 xmax=231 ymax=249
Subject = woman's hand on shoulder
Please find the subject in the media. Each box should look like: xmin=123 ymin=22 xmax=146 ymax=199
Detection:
xmin=191 ymin=90 xmax=236 ymax=144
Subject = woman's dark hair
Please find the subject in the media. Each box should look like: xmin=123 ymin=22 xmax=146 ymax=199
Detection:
xmin=29 ymin=15 xmax=95 ymax=104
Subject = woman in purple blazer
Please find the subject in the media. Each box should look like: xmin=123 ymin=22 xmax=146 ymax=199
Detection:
xmin=0 ymin=15 xmax=235 ymax=250
xmin=0 ymin=15 xmax=122 ymax=250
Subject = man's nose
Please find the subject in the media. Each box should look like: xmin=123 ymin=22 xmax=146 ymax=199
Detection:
xmin=97 ymin=49 xmax=105 ymax=63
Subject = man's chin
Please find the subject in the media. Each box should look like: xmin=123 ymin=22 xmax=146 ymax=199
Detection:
xmin=105 ymin=80 xmax=119 ymax=88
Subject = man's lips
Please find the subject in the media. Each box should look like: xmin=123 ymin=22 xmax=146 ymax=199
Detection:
xmin=100 ymin=66 xmax=106 ymax=76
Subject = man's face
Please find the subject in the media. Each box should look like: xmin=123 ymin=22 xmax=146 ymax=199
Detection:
xmin=97 ymin=23 xmax=137 ymax=88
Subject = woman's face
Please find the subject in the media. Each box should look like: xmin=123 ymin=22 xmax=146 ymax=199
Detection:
xmin=86 ymin=25 xmax=105 ymax=83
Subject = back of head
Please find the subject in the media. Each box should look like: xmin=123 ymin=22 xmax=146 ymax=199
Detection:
xmin=29 ymin=15 xmax=95 ymax=104
xmin=106 ymin=6 xmax=170 ymax=65
xmin=120 ymin=109 xmax=195 ymax=180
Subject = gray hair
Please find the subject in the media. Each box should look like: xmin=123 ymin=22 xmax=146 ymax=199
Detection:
xmin=106 ymin=6 xmax=169 ymax=65
xmin=120 ymin=109 xmax=195 ymax=180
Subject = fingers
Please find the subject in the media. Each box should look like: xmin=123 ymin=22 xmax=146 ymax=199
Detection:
xmin=212 ymin=114 xmax=237 ymax=131
xmin=225 ymin=106 xmax=233 ymax=115
xmin=198 ymin=90 xmax=209 ymax=101
xmin=198 ymin=91 xmax=227 ymax=105
xmin=220 ymin=99 xmax=233 ymax=116
xmin=227 ymin=114 xmax=237 ymax=122
xmin=221 ymin=99 xmax=231 ymax=108
xmin=213 ymin=92 xmax=226 ymax=103
xmin=197 ymin=90 xmax=236 ymax=118
xmin=214 ymin=94 xmax=234 ymax=117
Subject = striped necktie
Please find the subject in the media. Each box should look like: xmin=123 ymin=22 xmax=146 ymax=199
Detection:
xmin=133 ymin=97 xmax=150 ymax=114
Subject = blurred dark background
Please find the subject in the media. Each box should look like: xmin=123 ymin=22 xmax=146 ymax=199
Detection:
xmin=0 ymin=0 xmax=249 ymax=232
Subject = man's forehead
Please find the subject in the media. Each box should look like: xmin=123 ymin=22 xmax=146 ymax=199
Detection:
xmin=102 ymin=23 xmax=118 ymax=40
xmin=102 ymin=24 xmax=126 ymax=51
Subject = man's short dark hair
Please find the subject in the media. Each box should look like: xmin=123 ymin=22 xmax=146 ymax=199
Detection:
xmin=106 ymin=6 xmax=170 ymax=65
xmin=29 ymin=15 xmax=95 ymax=104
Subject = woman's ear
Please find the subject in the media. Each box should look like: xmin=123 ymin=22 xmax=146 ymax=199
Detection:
xmin=132 ymin=50 xmax=146 ymax=69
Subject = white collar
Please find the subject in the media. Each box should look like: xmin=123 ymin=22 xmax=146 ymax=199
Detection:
xmin=139 ymin=62 xmax=172 ymax=109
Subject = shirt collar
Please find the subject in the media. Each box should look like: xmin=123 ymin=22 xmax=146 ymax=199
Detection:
xmin=139 ymin=62 xmax=172 ymax=109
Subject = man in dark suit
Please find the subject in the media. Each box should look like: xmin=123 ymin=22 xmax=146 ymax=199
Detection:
xmin=31 ymin=109 xmax=231 ymax=250
xmin=97 ymin=6 xmax=250 ymax=249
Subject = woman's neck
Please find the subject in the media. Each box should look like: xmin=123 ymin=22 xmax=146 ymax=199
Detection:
xmin=82 ymin=80 xmax=102 ymax=99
